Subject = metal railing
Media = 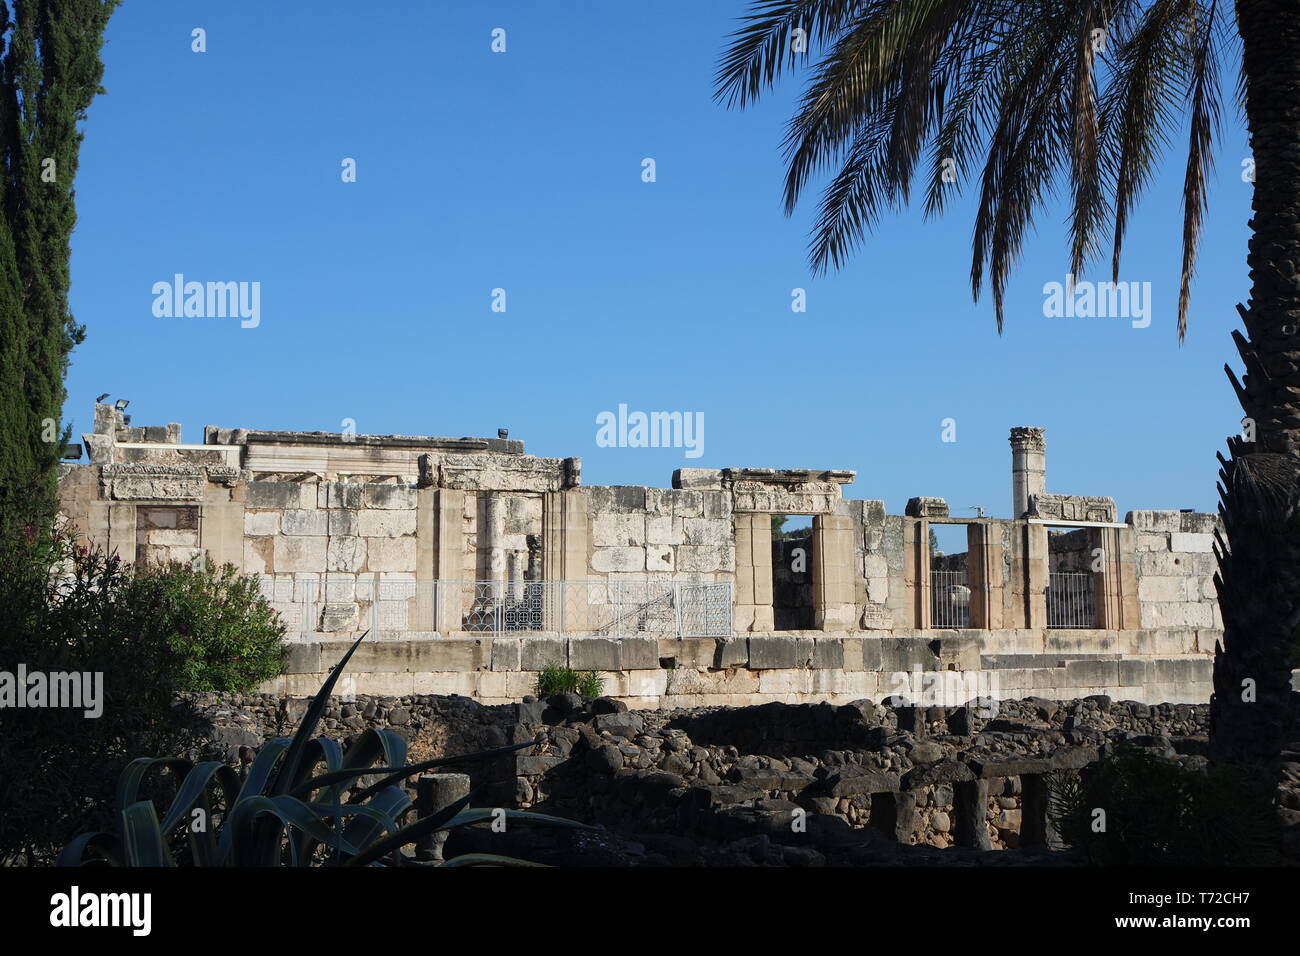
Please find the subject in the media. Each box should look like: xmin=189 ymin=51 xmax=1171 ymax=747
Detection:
xmin=267 ymin=578 xmax=732 ymax=639
xmin=1046 ymin=571 xmax=1096 ymax=628
xmin=931 ymin=570 xmax=971 ymax=627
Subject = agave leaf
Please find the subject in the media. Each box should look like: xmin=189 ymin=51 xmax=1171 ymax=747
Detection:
xmin=291 ymin=736 xmax=345 ymax=794
xmin=121 ymin=801 xmax=174 ymax=867
xmin=241 ymin=738 xmax=290 ymax=797
xmin=271 ymin=630 xmax=369 ymax=797
xmin=294 ymin=789 xmax=409 ymax=866
xmin=115 ymin=756 xmax=195 ymax=811
xmin=439 ymin=853 xmax=549 ymax=867
xmin=220 ymin=794 xmax=367 ymax=866
xmin=337 ymin=786 xmax=410 ymax=853
xmin=158 ymin=761 xmax=233 ymax=833
xmin=57 ymin=831 xmax=123 ymax=867
xmin=157 ymin=761 xmax=242 ymax=868
xmin=289 ymin=764 xmax=411 ymax=800
xmin=342 ymin=791 xmax=475 ymax=867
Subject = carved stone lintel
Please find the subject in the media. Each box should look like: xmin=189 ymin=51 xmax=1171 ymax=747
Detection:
xmin=730 ymin=480 xmax=841 ymax=514
xmin=102 ymin=463 xmax=205 ymax=501
xmin=1028 ymin=493 xmax=1116 ymax=523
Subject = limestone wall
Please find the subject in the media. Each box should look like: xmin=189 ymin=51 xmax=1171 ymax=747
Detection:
xmin=1128 ymin=510 xmax=1221 ymax=629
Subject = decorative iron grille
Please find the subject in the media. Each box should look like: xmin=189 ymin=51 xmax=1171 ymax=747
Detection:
xmin=1046 ymin=571 xmax=1096 ymax=628
xmin=931 ymin=570 xmax=971 ymax=627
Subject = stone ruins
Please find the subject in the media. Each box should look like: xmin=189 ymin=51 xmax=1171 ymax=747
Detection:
xmin=58 ymin=402 xmax=1221 ymax=706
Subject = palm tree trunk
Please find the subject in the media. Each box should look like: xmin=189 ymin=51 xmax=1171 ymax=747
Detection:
xmin=1211 ymin=0 xmax=1300 ymax=768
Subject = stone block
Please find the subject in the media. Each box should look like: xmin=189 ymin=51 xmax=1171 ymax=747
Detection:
xmin=591 ymin=513 xmax=646 ymax=547
xmin=569 ymin=638 xmax=621 ymax=671
xmin=1126 ymin=510 xmax=1181 ymax=532
xmin=327 ymin=536 xmax=367 ymax=572
xmin=677 ymin=545 xmax=733 ymax=573
xmin=321 ymin=483 xmax=364 ymax=510
xmin=1138 ymin=576 xmax=1193 ymax=603
xmin=646 ymin=516 xmax=682 ymax=545
xmin=358 ymin=510 xmax=417 ymax=537
xmin=273 ymin=536 xmax=327 ymax=572
xmin=283 ymin=509 xmax=328 ymax=535
xmin=645 ymin=544 xmax=674 ymax=571
xmin=811 ymin=638 xmax=844 ymax=669
xmin=247 ymin=481 xmax=307 ymax=510
xmin=591 ymin=547 xmax=643 ymax=573
xmin=683 ymin=518 xmax=730 ymax=546
xmin=620 ymin=636 xmax=659 ymax=670
xmin=714 ymin=637 xmax=748 ymax=668
xmin=363 ymin=484 xmax=418 ymax=509
xmin=905 ymin=497 xmax=949 ymax=518
xmin=491 ymin=638 xmax=522 ymax=671
xmin=244 ymin=511 xmax=279 ymax=536
xmin=672 ymin=468 xmax=723 ymax=490
xmin=1169 ymin=532 xmax=1215 ymax=553
xmin=284 ymin=643 xmax=321 ymax=674
xmin=521 ymin=637 xmax=568 ymax=671
xmin=748 ymin=636 xmax=800 ymax=670
xmin=320 ymin=603 xmax=359 ymax=632
xmin=366 ymin=536 xmax=416 ymax=572
xmin=328 ymin=510 xmax=358 ymax=535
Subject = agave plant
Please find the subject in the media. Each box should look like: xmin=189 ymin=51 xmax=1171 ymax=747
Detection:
xmin=59 ymin=631 xmax=585 ymax=866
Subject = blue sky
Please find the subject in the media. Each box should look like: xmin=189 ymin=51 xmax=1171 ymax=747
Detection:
xmin=64 ymin=1 xmax=1253 ymax=518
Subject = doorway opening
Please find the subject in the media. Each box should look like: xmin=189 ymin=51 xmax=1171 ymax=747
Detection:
xmin=772 ymin=515 xmax=815 ymax=630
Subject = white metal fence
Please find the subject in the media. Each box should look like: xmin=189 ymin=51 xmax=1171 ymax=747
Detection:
xmin=1046 ymin=571 xmax=1096 ymax=628
xmin=930 ymin=570 xmax=971 ymax=627
xmin=273 ymin=579 xmax=732 ymax=639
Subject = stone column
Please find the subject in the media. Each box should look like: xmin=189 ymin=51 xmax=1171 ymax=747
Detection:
xmin=415 ymin=773 xmax=471 ymax=862
xmin=434 ymin=489 xmax=466 ymax=633
xmin=543 ymin=489 xmax=589 ymax=632
xmin=483 ymin=494 xmax=505 ymax=599
xmin=1009 ymin=427 xmax=1047 ymax=519
xmin=733 ymin=513 xmax=773 ymax=632
xmin=1019 ymin=773 xmax=1060 ymax=849
xmin=1023 ymin=522 xmax=1049 ymax=629
xmin=812 ymin=510 xmax=856 ymax=629
xmin=953 ymin=778 xmax=992 ymax=850
xmin=966 ymin=523 xmax=999 ymax=629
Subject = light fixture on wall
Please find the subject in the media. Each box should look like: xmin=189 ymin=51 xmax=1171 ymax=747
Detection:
xmin=114 ymin=399 xmax=130 ymax=411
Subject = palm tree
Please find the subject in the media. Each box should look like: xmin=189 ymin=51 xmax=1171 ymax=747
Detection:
xmin=716 ymin=0 xmax=1298 ymax=772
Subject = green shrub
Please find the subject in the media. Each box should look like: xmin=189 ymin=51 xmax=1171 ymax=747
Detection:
xmin=0 ymin=510 xmax=286 ymax=864
xmin=119 ymin=558 xmax=285 ymax=692
xmin=60 ymin=632 xmax=587 ymax=867
xmin=535 ymin=663 xmax=605 ymax=699
xmin=535 ymin=662 xmax=578 ymax=696
xmin=1048 ymin=742 xmax=1280 ymax=865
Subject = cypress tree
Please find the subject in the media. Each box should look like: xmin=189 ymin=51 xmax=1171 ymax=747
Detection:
xmin=0 ymin=0 xmax=117 ymax=519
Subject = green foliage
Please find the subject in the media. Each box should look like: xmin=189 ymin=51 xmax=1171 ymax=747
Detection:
xmin=535 ymin=663 xmax=605 ymax=699
xmin=0 ymin=513 xmax=285 ymax=863
xmin=1047 ymin=743 xmax=1280 ymax=866
xmin=0 ymin=1 xmax=119 ymax=496
xmin=60 ymin=633 xmax=588 ymax=867
xmin=119 ymin=559 xmax=286 ymax=693
xmin=535 ymin=662 xmax=579 ymax=697
xmin=0 ymin=517 xmax=182 ymax=863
